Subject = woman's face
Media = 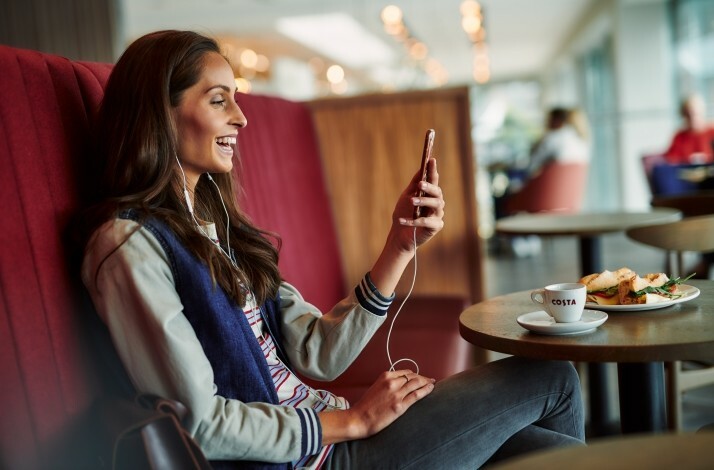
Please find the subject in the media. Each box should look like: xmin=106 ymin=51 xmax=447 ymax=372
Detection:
xmin=173 ymin=52 xmax=247 ymax=189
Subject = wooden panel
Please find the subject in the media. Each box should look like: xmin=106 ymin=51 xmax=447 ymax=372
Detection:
xmin=309 ymin=87 xmax=483 ymax=303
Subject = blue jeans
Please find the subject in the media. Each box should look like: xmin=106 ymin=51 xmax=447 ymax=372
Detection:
xmin=325 ymin=356 xmax=585 ymax=469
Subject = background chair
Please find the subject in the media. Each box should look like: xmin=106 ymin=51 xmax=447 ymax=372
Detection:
xmin=650 ymin=191 xmax=714 ymax=276
xmin=503 ymin=162 xmax=588 ymax=215
xmin=626 ymin=215 xmax=714 ymax=430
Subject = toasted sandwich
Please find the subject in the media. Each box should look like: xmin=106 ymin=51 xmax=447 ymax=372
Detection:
xmin=579 ymin=267 xmax=635 ymax=305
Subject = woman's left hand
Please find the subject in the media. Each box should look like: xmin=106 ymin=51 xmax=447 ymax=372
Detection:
xmin=392 ymin=158 xmax=445 ymax=253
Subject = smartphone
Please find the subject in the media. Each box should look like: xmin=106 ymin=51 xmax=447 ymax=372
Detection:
xmin=413 ymin=129 xmax=436 ymax=219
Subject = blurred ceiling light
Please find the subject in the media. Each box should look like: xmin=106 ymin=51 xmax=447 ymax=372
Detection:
xmin=240 ymin=49 xmax=258 ymax=68
xmin=235 ymin=77 xmax=252 ymax=94
xmin=461 ymin=0 xmax=489 ymax=84
xmin=277 ymin=13 xmax=395 ymax=68
xmin=409 ymin=42 xmax=429 ymax=60
xmin=380 ymin=5 xmax=446 ymax=88
xmin=326 ymin=64 xmax=345 ymax=84
xmin=381 ymin=5 xmax=403 ymax=25
xmin=460 ymin=0 xmax=481 ymax=17
xmin=462 ymin=16 xmax=482 ymax=34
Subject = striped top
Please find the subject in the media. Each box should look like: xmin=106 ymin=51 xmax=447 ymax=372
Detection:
xmin=242 ymin=272 xmax=393 ymax=469
xmin=243 ymin=290 xmax=341 ymax=469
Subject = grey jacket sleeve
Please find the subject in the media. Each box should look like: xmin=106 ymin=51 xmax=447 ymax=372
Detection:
xmin=277 ymin=279 xmax=391 ymax=381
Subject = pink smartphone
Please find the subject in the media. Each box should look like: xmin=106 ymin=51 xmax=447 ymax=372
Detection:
xmin=413 ymin=129 xmax=436 ymax=219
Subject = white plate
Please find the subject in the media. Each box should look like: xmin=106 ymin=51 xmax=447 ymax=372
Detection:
xmin=517 ymin=309 xmax=608 ymax=335
xmin=585 ymin=284 xmax=700 ymax=312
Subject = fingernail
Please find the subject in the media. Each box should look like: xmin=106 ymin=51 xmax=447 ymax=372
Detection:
xmin=399 ymin=218 xmax=408 ymax=225
xmin=412 ymin=198 xmax=420 ymax=205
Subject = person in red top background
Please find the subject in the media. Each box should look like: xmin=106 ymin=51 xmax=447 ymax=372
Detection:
xmin=664 ymin=94 xmax=714 ymax=164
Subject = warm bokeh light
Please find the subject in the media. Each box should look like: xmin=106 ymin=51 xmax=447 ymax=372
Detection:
xmin=380 ymin=5 xmax=403 ymax=25
xmin=462 ymin=16 xmax=482 ymax=34
xmin=326 ymin=64 xmax=345 ymax=84
xmin=235 ymin=77 xmax=252 ymax=93
xmin=461 ymin=1 xmax=489 ymax=84
xmin=409 ymin=41 xmax=428 ymax=60
xmin=460 ymin=0 xmax=481 ymax=17
xmin=254 ymin=54 xmax=270 ymax=72
xmin=240 ymin=49 xmax=258 ymax=68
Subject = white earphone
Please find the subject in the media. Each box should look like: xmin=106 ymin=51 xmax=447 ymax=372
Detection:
xmin=175 ymin=154 xmax=236 ymax=266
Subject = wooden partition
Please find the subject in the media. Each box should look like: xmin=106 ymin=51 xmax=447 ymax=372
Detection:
xmin=309 ymin=87 xmax=484 ymax=303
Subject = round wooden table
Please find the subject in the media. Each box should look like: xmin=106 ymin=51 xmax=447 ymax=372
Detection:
xmin=495 ymin=208 xmax=682 ymax=274
xmin=459 ymin=280 xmax=714 ymax=434
xmin=491 ymin=432 xmax=714 ymax=470
xmin=495 ymin=208 xmax=683 ymax=435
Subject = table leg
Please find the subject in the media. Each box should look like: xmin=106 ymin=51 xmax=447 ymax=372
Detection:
xmin=580 ymin=236 xmax=618 ymax=436
xmin=617 ymin=362 xmax=667 ymax=433
xmin=579 ymin=236 xmax=602 ymax=275
xmin=587 ymin=363 xmax=619 ymax=437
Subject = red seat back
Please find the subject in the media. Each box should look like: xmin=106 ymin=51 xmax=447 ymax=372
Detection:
xmin=235 ymin=94 xmax=345 ymax=311
xmin=0 ymin=45 xmax=112 ymax=468
xmin=505 ymin=162 xmax=588 ymax=214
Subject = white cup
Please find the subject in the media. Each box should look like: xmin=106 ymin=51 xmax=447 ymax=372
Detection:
xmin=530 ymin=283 xmax=586 ymax=323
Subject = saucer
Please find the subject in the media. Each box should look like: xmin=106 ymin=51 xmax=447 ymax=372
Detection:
xmin=517 ymin=309 xmax=608 ymax=335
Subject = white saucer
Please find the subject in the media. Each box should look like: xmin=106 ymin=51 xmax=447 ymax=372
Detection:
xmin=517 ymin=309 xmax=608 ymax=335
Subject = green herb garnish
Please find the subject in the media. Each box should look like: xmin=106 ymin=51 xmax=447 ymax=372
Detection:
xmin=630 ymin=273 xmax=695 ymax=299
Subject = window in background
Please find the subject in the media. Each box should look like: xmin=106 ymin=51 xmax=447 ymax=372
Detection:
xmin=469 ymin=80 xmax=542 ymax=238
xmin=470 ymin=80 xmax=542 ymax=170
xmin=579 ymin=35 xmax=620 ymax=211
xmin=672 ymin=0 xmax=714 ymax=115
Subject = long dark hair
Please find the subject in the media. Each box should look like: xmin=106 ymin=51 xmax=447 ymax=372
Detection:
xmin=81 ymin=30 xmax=281 ymax=306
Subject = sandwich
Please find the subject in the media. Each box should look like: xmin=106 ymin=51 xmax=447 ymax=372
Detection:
xmin=617 ymin=272 xmax=693 ymax=304
xmin=580 ymin=267 xmax=694 ymax=305
xmin=579 ymin=267 xmax=635 ymax=305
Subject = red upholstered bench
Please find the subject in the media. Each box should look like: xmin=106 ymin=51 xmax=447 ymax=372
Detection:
xmin=0 ymin=45 xmax=472 ymax=468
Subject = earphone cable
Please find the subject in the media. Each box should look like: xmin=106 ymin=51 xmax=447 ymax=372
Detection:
xmin=386 ymin=226 xmax=419 ymax=375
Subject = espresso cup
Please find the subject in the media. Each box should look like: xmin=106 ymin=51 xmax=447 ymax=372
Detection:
xmin=530 ymin=283 xmax=586 ymax=323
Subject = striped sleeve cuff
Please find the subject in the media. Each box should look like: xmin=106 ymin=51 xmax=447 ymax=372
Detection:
xmin=296 ymin=407 xmax=322 ymax=457
xmin=354 ymin=272 xmax=395 ymax=316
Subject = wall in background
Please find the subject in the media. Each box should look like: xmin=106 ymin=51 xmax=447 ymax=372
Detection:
xmin=0 ymin=0 xmax=119 ymax=62
xmin=310 ymin=87 xmax=484 ymax=304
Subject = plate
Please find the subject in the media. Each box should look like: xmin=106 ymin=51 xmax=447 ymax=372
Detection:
xmin=517 ymin=309 xmax=608 ymax=335
xmin=586 ymin=284 xmax=700 ymax=312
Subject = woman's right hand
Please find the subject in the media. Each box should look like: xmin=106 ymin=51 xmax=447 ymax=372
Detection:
xmin=319 ymin=370 xmax=435 ymax=445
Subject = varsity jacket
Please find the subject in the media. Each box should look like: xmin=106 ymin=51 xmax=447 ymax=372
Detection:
xmin=81 ymin=214 xmax=391 ymax=467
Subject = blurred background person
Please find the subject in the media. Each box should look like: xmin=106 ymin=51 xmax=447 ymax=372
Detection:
xmin=663 ymin=94 xmax=714 ymax=165
xmin=526 ymin=107 xmax=591 ymax=177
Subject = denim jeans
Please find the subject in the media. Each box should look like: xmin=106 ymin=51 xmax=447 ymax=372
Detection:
xmin=325 ymin=356 xmax=585 ymax=469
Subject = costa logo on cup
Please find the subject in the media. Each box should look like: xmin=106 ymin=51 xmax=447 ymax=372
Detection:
xmin=531 ymin=283 xmax=586 ymax=323
xmin=551 ymin=299 xmax=579 ymax=306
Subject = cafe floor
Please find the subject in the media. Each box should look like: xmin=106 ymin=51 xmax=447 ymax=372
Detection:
xmin=484 ymin=232 xmax=714 ymax=433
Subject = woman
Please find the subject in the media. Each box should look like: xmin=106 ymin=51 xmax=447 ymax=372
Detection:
xmin=526 ymin=107 xmax=590 ymax=177
xmin=80 ymin=30 xmax=585 ymax=469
